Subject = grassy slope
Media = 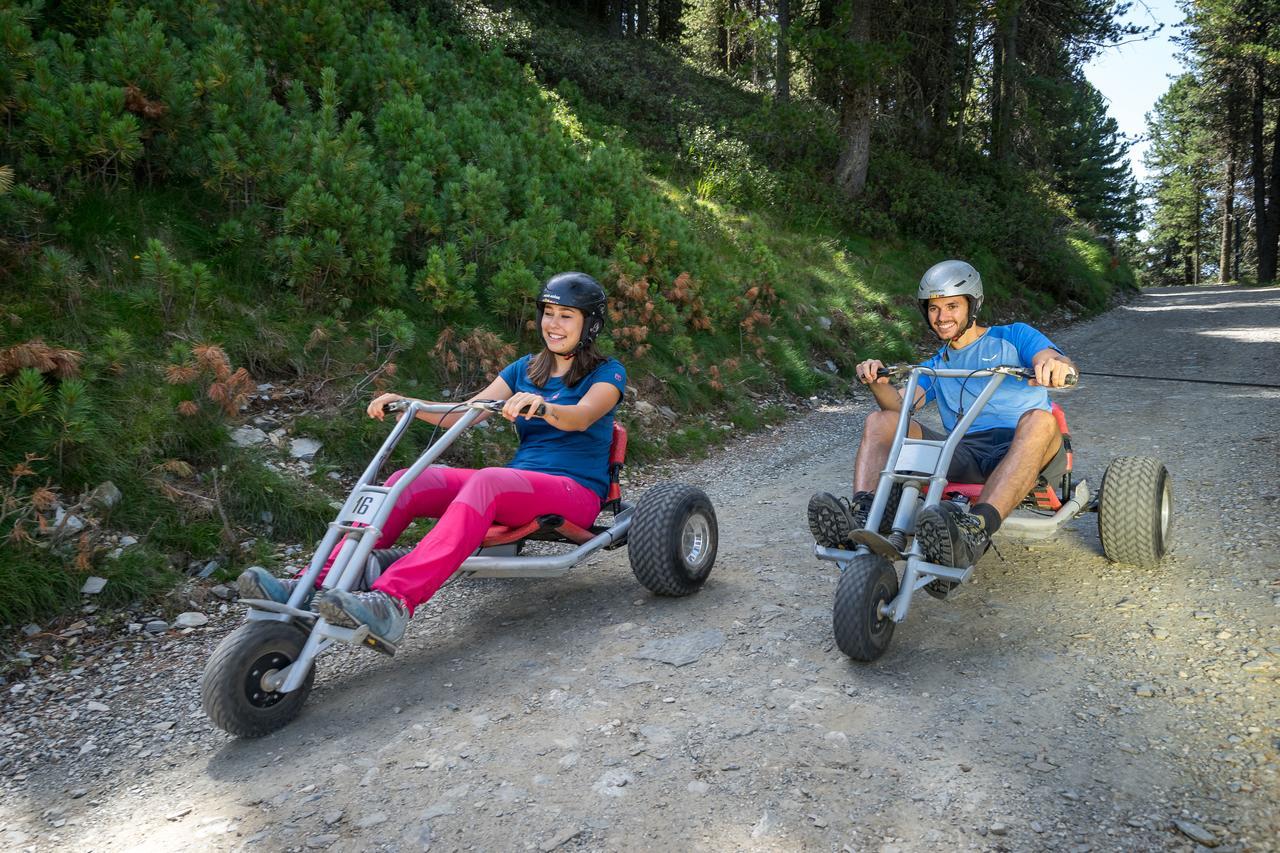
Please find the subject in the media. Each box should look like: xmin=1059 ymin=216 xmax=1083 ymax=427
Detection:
xmin=0 ymin=2 xmax=1132 ymax=629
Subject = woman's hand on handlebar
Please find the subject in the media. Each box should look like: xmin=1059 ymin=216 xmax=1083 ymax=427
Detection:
xmin=502 ymin=392 xmax=547 ymax=422
xmin=367 ymin=392 xmax=406 ymax=421
xmin=855 ymin=359 xmax=891 ymax=386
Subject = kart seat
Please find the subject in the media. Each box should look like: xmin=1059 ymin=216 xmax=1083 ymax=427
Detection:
xmin=940 ymin=404 xmax=1073 ymax=512
xmin=479 ymin=422 xmax=628 ymax=547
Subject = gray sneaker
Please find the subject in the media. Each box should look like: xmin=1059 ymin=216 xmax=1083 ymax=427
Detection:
xmin=315 ymin=589 xmax=409 ymax=646
xmin=237 ymin=567 xmax=314 ymax=609
xmin=915 ymin=502 xmax=991 ymax=568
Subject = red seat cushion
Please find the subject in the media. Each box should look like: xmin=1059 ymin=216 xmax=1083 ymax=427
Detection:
xmin=481 ymin=516 xmax=596 ymax=547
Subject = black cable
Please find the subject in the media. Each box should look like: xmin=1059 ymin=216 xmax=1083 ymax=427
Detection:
xmin=1079 ymin=371 xmax=1280 ymax=391
xmin=423 ymin=402 xmax=470 ymax=451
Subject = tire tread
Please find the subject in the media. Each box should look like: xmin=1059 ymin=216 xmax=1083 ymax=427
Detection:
xmin=1098 ymin=456 xmax=1170 ymax=568
xmin=628 ymin=482 xmax=717 ymax=596
xmin=832 ymin=555 xmax=898 ymax=662
xmin=202 ymin=621 xmax=314 ymax=738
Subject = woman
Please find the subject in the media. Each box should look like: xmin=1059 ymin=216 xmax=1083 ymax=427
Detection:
xmin=237 ymin=272 xmax=626 ymax=647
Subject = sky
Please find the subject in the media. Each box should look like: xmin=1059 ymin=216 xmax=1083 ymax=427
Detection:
xmin=1084 ymin=0 xmax=1188 ymax=185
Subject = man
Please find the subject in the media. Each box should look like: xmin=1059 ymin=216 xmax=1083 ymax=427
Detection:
xmin=808 ymin=259 xmax=1077 ymax=569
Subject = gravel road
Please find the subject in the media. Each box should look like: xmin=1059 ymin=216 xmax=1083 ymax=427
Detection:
xmin=2 ymin=285 xmax=1277 ymax=852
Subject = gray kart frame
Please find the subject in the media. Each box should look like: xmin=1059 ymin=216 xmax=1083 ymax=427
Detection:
xmin=241 ymin=400 xmax=634 ymax=693
xmin=813 ymin=364 xmax=1089 ymax=625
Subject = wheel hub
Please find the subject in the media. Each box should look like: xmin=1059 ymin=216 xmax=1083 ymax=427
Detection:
xmin=245 ymin=652 xmax=292 ymax=708
xmin=681 ymin=512 xmax=712 ymax=569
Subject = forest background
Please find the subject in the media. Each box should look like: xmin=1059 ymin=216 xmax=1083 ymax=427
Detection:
xmin=0 ymin=0 xmax=1251 ymax=628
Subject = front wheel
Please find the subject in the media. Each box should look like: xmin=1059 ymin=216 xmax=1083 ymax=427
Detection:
xmin=833 ymin=554 xmax=899 ymax=662
xmin=202 ymin=620 xmax=315 ymax=738
xmin=628 ymin=483 xmax=718 ymax=596
xmin=1098 ymin=456 xmax=1172 ymax=568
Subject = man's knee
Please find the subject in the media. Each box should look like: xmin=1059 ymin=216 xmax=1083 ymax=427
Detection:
xmin=1016 ymin=408 xmax=1059 ymax=439
xmin=865 ymin=409 xmax=899 ymax=438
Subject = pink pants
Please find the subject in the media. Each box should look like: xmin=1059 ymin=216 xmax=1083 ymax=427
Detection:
xmin=319 ymin=466 xmax=601 ymax=613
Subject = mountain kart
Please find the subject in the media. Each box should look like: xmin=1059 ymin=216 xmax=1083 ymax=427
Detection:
xmin=815 ymin=364 xmax=1172 ymax=662
xmin=202 ymin=400 xmax=718 ymax=737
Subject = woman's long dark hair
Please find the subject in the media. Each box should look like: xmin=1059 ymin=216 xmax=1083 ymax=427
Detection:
xmin=526 ymin=340 xmax=607 ymax=388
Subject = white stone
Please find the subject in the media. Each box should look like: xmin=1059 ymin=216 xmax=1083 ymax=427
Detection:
xmin=54 ymin=507 xmax=85 ymax=533
xmin=174 ymin=612 xmax=209 ymax=628
xmin=290 ymin=437 xmax=322 ymax=461
xmin=231 ymin=426 xmax=269 ymax=447
xmin=81 ymin=576 xmax=108 ymax=595
xmin=86 ymin=481 xmax=122 ymax=511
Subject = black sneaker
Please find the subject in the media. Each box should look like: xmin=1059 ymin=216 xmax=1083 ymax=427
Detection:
xmin=915 ymin=502 xmax=991 ymax=568
xmin=808 ymin=492 xmax=869 ymax=548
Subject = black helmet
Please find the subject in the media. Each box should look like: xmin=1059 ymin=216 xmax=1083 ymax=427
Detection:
xmin=537 ymin=272 xmax=608 ymax=348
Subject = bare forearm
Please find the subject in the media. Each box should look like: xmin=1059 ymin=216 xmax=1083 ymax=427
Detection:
xmin=871 ymin=384 xmax=903 ymax=411
xmin=539 ymin=402 xmax=593 ymax=431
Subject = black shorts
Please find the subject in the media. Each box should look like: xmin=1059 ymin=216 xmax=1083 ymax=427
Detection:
xmin=919 ymin=425 xmax=1066 ymax=486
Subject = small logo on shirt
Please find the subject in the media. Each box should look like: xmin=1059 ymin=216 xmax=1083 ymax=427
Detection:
xmin=981 ymin=354 xmax=998 ymax=361
xmin=614 ymin=372 xmax=622 ymax=381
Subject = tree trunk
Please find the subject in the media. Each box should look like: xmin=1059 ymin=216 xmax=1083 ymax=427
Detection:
xmin=716 ymin=0 xmax=730 ymax=71
xmin=607 ymin=0 xmax=623 ymax=36
xmin=751 ymin=0 xmax=763 ymax=88
xmin=990 ymin=0 xmax=1021 ymax=163
xmin=932 ymin=0 xmax=958 ymax=149
xmin=776 ymin=0 xmax=790 ymax=102
xmin=1250 ymin=64 xmax=1275 ymax=283
xmin=835 ymin=0 xmax=874 ymax=200
xmin=815 ymin=0 xmax=839 ymax=107
xmin=638 ymin=0 xmax=649 ymax=37
xmin=1220 ymin=151 xmax=1235 ymax=283
xmin=1193 ymin=186 xmax=1202 ymax=286
xmin=955 ymin=10 xmax=977 ymax=148
xmin=1264 ymin=97 xmax=1280 ymax=283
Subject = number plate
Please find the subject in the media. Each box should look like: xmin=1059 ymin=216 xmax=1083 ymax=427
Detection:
xmin=347 ymin=490 xmax=387 ymax=524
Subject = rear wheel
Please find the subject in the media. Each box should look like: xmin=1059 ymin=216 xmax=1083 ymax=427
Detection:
xmin=202 ymin=621 xmax=314 ymax=738
xmin=833 ymin=554 xmax=899 ymax=662
xmin=1098 ymin=456 xmax=1172 ymax=568
xmin=629 ymin=483 xmax=717 ymax=596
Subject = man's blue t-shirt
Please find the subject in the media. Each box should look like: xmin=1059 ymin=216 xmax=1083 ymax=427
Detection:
xmin=498 ymin=355 xmax=628 ymax=499
xmin=916 ymin=323 xmax=1060 ymax=433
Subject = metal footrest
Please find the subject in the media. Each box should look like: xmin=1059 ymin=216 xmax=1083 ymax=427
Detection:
xmin=243 ymin=599 xmax=317 ymax=621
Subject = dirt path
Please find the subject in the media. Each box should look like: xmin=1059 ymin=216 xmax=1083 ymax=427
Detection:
xmin=2 ymin=286 xmax=1278 ymax=852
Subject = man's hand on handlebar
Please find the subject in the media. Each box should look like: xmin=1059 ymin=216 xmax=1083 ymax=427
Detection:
xmin=1032 ymin=356 xmax=1077 ymax=389
xmin=855 ymin=359 xmax=892 ymax=386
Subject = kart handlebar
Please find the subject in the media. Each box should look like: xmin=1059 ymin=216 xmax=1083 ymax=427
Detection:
xmin=384 ymin=398 xmax=548 ymax=417
xmin=875 ymin=364 xmax=1077 ymax=386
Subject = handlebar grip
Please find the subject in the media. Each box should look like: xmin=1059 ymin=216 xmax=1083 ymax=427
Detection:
xmin=471 ymin=399 xmax=547 ymax=417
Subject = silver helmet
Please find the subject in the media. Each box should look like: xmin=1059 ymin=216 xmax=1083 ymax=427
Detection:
xmin=917 ymin=259 xmax=983 ymax=331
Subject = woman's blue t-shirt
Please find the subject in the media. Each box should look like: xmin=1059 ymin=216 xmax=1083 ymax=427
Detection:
xmin=498 ymin=355 xmax=628 ymax=499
